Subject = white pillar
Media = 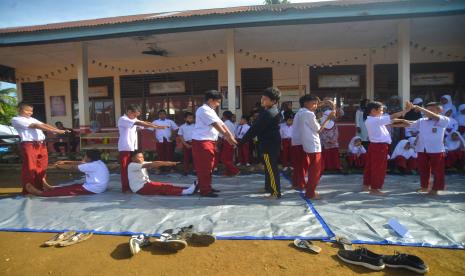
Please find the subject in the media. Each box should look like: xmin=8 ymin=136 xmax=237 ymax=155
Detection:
xmin=398 ymin=20 xmax=410 ymax=108
xmin=366 ymin=48 xmax=374 ymax=101
xmin=76 ymin=42 xmax=90 ymax=133
xmin=226 ymin=29 xmax=236 ymax=112
xmin=16 ymin=81 xmax=23 ymax=102
xmin=113 ymin=75 xmax=121 ymax=123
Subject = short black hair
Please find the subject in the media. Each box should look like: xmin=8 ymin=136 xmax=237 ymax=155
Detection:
xmin=299 ymin=95 xmax=320 ymax=107
xmin=158 ymin=109 xmax=167 ymax=114
xmin=425 ymin=102 xmax=441 ymax=108
xmin=262 ymin=87 xmax=281 ymax=103
xmin=366 ymin=101 xmax=383 ymax=114
xmin=283 ymin=111 xmax=295 ymax=120
xmin=17 ymin=102 xmax=33 ymax=110
xmin=131 ymin=150 xmax=144 ymax=159
xmin=126 ymin=104 xmax=141 ymax=113
xmin=241 ymin=115 xmax=249 ymax=122
xmin=55 ymin=121 xmax=63 ymax=126
xmin=86 ymin=150 xmax=101 ymax=162
xmin=204 ymin=90 xmax=222 ymax=102
xmin=184 ymin=111 xmax=194 ymax=118
xmin=222 ymin=110 xmax=233 ymax=120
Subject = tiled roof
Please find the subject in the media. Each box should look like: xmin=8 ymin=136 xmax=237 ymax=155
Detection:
xmin=0 ymin=0 xmax=401 ymax=34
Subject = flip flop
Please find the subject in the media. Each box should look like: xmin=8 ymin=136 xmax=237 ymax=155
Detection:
xmin=335 ymin=235 xmax=353 ymax=251
xmin=293 ymin=239 xmax=322 ymax=254
xmin=43 ymin=231 xmax=76 ymax=247
xmin=58 ymin=232 xmax=93 ymax=247
xmin=152 ymin=233 xmax=187 ymax=252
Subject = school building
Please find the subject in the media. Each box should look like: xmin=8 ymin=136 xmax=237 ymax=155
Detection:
xmin=1 ymin=0 xmax=464 ymax=148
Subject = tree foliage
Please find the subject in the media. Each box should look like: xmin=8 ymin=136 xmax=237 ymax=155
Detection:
xmin=0 ymin=88 xmax=18 ymax=125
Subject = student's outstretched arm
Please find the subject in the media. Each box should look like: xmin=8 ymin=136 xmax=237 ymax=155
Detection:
xmin=54 ymin=160 xmax=84 ymax=170
xmin=142 ymin=161 xmax=179 ymax=169
xmin=389 ymin=101 xmax=412 ymax=120
xmin=135 ymin=121 xmax=168 ymax=130
xmin=212 ymin=122 xmax=237 ymax=146
xmin=318 ymin=111 xmax=336 ymax=133
xmin=29 ymin=123 xmax=68 ymax=135
xmin=411 ymin=104 xmax=441 ymax=120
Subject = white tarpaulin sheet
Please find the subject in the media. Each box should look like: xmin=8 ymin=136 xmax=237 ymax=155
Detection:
xmin=0 ymin=174 xmax=329 ymax=240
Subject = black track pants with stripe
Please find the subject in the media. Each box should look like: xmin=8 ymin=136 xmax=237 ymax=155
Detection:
xmin=261 ymin=147 xmax=281 ymax=196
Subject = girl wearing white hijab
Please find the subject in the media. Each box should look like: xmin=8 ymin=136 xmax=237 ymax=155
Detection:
xmin=456 ymin=104 xmax=465 ymax=134
xmin=390 ymin=139 xmax=417 ymax=173
xmin=445 ymin=131 xmax=465 ymax=169
xmin=440 ymin=95 xmax=457 ymax=117
xmin=444 ymin=107 xmax=458 ymax=137
xmin=319 ymin=110 xmax=341 ymax=171
xmin=346 ymin=136 xmax=366 ymax=168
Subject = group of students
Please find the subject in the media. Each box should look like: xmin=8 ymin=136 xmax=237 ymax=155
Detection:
xmin=12 ymin=88 xmax=463 ymax=200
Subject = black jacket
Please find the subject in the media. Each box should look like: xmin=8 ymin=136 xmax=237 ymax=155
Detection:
xmin=241 ymin=105 xmax=281 ymax=150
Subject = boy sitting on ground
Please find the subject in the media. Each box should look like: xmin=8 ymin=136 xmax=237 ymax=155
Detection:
xmin=128 ymin=151 xmax=196 ymax=196
xmin=26 ymin=149 xmax=109 ymax=197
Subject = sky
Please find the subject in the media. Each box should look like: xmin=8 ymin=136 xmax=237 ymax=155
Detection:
xmin=0 ymin=0 xmax=323 ymax=28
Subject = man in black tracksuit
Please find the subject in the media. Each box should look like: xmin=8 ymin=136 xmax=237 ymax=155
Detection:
xmin=240 ymin=87 xmax=282 ymax=198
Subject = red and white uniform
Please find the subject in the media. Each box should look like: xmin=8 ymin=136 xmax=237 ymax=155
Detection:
xmin=445 ymin=131 xmax=465 ymax=169
xmin=220 ymin=119 xmax=239 ymax=176
xmin=319 ymin=110 xmax=341 ymax=171
xmin=456 ymin=104 xmax=465 ymax=134
xmin=363 ymin=115 xmax=392 ymax=190
xmin=279 ymin=123 xmax=292 ymax=168
xmin=346 ymin=136 xmax=366 ymax=168
xmin=128 ymin=162 xmax=184 ymax=195
xmin=39 ymin=160 xmax=109 ymax=197
xmin=235 ymin=123 xmax=251 ymax=165
xmin=153 ymin=118 xmax=178 ymax=161
xmin=11 ymin=116 xmax=48 ymax=195
xmin=410 ymin=115 xmax=450 ymax=191
xmin=291 ymin=108 xmax=309 ymax=189
xmin=192 ymin=104 xmax=222 ymax=195
xmin=178 ymin=123 xmax=195 ymax=174
xmin=118 ymin=114 xmax=140 ymax=192
xmin=390 ymin=139 xmax=417 ymax=173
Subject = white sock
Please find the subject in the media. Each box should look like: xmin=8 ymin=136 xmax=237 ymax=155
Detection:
xmin=182 ymin=183 xmax=196 ymax=195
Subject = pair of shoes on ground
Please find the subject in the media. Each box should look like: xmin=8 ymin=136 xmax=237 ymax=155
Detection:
xmin=337 ymin=247 xmax=429 ymax=273
xmin=43 ymin=231 xmax=93 ymax=247
xmin=130 ymin=225 xmax=216 ymax=256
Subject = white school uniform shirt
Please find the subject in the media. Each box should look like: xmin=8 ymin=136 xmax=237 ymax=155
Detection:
xmin=410 ymin=116 xmax=449 ymax=153
xmin=11 ymin=116 xmax=46 ymax=142
xmin=152 ymin=119 xmax=178 ymax=142
xmin=365 ymin=115 xmax=392 ymax=144
xmin=178 ymin=123 xmax=195 ymax=142
xmin=127 ymin=162 xmax=151 ymax=192
xmin=300 ymin=108 xmax=322 ymax=153
xmin=445 ymin=117 xmax=458 ymax=136
xmin=291 ymin=108 xmax=305 ymax=146
xmin=235 ymin=123 xmax=250 ymax=139
xmin=279 ymin=123 xmax=293 ymax=139
xmin=192 ymin=104 xmax=222 ymax=141
xmin=118 ymin=115 xmax=140 ymax=152
xmin=223 ymin=120 xmax=236 ymax=135
xmin=78 ymin=160 xmax=110 ymax=194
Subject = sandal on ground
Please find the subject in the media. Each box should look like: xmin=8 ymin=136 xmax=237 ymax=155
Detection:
xmin=335 ymin=235 xmax=353 ymax=251
xmin=293 ymin=239 xmax=322 ymax=254
xmin=165 ymin=225 xmax=216 ymax=246
xmin=152 ymin=233 xmax=187 ymax=252
xmin=43 ymin=231 xmax=76 ymax=247
xmin=58 ymin=232 xmax=93 ymax=247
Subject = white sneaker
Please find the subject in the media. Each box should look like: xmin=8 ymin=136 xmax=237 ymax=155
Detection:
xmin=129 ymin=234 xmax=151 ymax=256
xmin=246 ymin=163 xmax=251 ymax=167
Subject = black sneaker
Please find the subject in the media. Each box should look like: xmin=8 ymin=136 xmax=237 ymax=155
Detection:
xmin=337 ymin=248 xmax=385 ymax=271
xmin=211 ymin=188 xmax=221 ymax=193
xmin=382 ymin=252 xmax=429 ymax=274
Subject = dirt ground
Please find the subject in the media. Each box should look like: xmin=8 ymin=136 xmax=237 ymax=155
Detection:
xmin=0 ymin=169 xmax=464 ymax=276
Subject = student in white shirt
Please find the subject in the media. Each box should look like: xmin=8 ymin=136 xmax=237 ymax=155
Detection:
xmin=25 ymin=150 xmax=110 ymax=197
xmin=127 ymin=151 xmax=196 ymax=196
xmin=290 ymin=104 xmax=307 ymax=190
xmin=11 ymin=102 xmax=68 ymax=195
xmin=456 ymin=104 xmax=465 ymax=134
xmin=279 ymin=112 xmax=293 ymax=171
xmin=390 ymin=139 xmax=417 ymax=174
xmin=363 ymin=101 xmax=411 ymax=196
xmin=118 ymin=104 xmax=166 ymax=193
xmin=440 ymin=94 xmax=457 ymax=117
xmin=152 ymin=109 xmax=179 ymax=162
xmin=296 ymin=95 xmax=335 ymax=200
xmin=220 ymin=110 xmax=240 ymax=176
xmin=445 ymin=131 xmax=465 ymax=169
xmin=444 ymin=107 xmax=458 ymax=137
xmin=235 ymin=115 xmax=251 ymax=166
xmin=192 ymin=90 xmax=237 ymax=197
xmin=346 ymin=136 xmax=367 ymax=169
xmin=409 ymin=102 xmax=450 ymax=196
xmin=177 ymin=112 xmax=196 ymax=175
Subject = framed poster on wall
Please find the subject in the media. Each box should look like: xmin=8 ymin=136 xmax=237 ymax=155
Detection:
xmin=220 ymin=86 xmax=240 ymax=109
xmin=88 ymin=85 xmax=109 ymax=97
xmin=318 ymin=75 xmax=360 ymax=88
xmin=50 ymin=96 xmax=66 ymax=116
